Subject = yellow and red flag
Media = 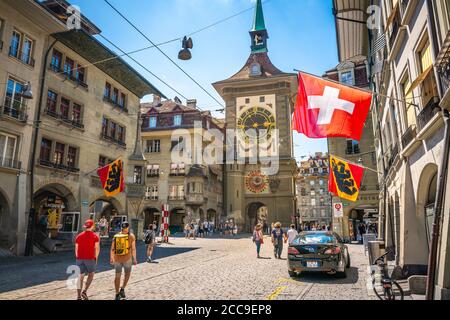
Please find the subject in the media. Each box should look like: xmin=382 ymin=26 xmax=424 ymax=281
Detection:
xmin=97 ymin=159 xmax=125 ymax=197
xmin=328 ymin=155 xmax=364 ymax=202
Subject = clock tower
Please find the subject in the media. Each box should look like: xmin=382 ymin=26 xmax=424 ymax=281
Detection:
xmin=212 ymin=0 xmax=298 ymax=232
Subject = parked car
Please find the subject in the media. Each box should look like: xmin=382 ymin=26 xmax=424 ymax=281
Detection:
xmin=287 ymin=231 xmax=351 ymax=278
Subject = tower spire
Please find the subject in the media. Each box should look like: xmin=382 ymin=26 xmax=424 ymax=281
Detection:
xmin=251 ymin=0 xmax=266 ymax=32
xmin=249 ymin=0 xmax=269 ymax=54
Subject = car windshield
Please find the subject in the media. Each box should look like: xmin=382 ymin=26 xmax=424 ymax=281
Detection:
xmin=294 ymin=233 xmax=336 ymax=245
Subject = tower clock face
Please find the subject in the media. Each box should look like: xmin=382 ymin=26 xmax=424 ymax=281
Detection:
xmin=237 ymin=107 xmax=276 ymax=142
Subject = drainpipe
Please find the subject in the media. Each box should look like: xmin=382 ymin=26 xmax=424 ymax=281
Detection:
xmin=24 ymin=37 xmax=59 ymax=256
xmin=426 ymin=109 xmax=450 ymax=300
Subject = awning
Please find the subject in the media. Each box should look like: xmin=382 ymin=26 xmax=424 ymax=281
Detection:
xmin=406 ymin=66 xmax=433 ymax=96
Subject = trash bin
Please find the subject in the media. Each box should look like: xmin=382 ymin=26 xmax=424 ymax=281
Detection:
xmin=368 ymin=241 xmax=385 ymax=265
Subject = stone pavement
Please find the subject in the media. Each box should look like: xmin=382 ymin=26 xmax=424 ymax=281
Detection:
xmin=0 ymin=234 xmax=375 ymax=300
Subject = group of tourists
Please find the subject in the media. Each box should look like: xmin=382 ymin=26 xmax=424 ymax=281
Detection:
xmin=184 ymin=221 xmax=213 ymax=239
xmin=219 ymin=221 xmax=238 ymax=236
xmin=252 ymin=222 xmax=299 ymax=259
xmin=75 ymin=219 xmax=147 ymax=301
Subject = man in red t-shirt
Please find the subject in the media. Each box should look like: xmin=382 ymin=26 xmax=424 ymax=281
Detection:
xmin=75 ymin=219 xmax=100 ymax=300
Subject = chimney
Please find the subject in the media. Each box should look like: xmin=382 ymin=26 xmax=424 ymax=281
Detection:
xmin=187 ymin=99 xmax=197 ymax=109
xmin=153 ymin=94 xmax=161 ymax=105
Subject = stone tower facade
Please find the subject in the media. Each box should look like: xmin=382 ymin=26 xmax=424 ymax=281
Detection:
xmin=212 ymin=0 xmax=298 ymax=232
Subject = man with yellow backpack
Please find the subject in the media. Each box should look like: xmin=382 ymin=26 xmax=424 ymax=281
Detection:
xmin=110 ymin=221 xmax=137 ymax=300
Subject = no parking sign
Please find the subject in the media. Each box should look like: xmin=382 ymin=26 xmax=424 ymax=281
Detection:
xmin=333 ymin=203 xmax=344 ymax=218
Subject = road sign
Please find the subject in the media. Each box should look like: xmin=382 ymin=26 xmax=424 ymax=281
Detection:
xmin=333 ymin=203 xmax=344 ymax=218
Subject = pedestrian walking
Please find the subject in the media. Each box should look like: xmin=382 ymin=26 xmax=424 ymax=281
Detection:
xmin=271 ymin=222 xmax=287 ymax=259
xmin=75 ymin=219 xmax=100 ymax=301
xmin=358 ymin=223 xmax=366 ymax=244
xmin=144 ymin=224 xmax=156 ymax=263
xmin=110 ymin=221 xmax=137 ymax=300
xmin=252 ymin=224 xmax=264 ymax=258
xmin=287 ymin=224 xmax=299 ymax=245
xmin=184 ymin=223 xmax=190 ymax=239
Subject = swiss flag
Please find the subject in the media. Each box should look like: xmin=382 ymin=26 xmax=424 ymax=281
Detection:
xmin=292 ymin=72 xmax=372 ymax=141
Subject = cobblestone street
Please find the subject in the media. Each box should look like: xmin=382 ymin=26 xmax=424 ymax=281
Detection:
xmin=0 ymin=235 xmax=375 ymax=300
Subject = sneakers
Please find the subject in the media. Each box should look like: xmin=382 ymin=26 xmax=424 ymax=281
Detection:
xmin=147 ymin=257 xmax=152 ymax=263
xmin=81 ymin=291 xmax=89 ymax=300
xmin=115 ymin=293 xmax=121 ymax=301
xmin=119 ymin=288 xmax=126 ymax=299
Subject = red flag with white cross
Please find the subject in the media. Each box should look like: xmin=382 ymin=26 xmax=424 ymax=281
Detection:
xmin=292 ymin=72 xmax=373 ymax=140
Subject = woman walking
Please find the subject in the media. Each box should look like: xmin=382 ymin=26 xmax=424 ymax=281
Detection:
xmin=144 ymin=224 xmax=156 ymax=263
xmin=253 ymin=224 xmax=264 ymax=258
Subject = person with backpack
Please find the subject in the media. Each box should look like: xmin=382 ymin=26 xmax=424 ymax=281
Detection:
xmin=271 ymin=222 xmax=288 ymax=259
xmin=110 ymin=221 xmax=137 ymax=300
xmin=144 ymin=224 xmax=156 ymax=263
xmin=252 ymin=224 xmax=264 ymax=259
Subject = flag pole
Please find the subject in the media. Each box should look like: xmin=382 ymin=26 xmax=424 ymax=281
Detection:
xmin=292 ymin=69 xmax=421 ymax=110
xmin=329 ymin=153 xmax=381 ymax=175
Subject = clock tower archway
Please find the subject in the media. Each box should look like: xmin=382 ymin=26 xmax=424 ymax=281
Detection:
xmin=212 ymin=0 xmax=298 ymax=231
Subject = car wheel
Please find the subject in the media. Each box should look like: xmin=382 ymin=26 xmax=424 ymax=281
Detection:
xmin=336 ymin=268 xmax=348 ymax=279
xmin=288 ymin=270 xmax=297 ymax=278
xmin=346 ymin=251 xmax=351 ymax=268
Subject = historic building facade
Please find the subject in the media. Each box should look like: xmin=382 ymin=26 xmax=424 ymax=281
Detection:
xmin=213 ymin=0 xmax=297 ymax=232
xmin=334 ymin=0 xmax=450 ymax=298
xmin=296 ymin=153 xmax=332 ymax=228
xmin=140 ymin=97 xmax=224 ymax=233
xmin=0 ymin=0 xmax=163 ymax=255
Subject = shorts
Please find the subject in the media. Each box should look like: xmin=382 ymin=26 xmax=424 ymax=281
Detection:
xmin=114 ymin=260 xmax=133 ymax=274
xmin=76 ymin=259 xmax=97 ymax=275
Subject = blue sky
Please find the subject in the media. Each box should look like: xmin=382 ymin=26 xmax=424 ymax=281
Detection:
xmin=69 ymin=0 xmax=338 ymax=160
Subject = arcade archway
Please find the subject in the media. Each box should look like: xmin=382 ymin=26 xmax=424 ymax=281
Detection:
xmin=0 ymin=189 xmax=10 ymax=247
xmin=170 ymin=207 xmax=186 ymax=233
xmin=143 ymin=207 xmax=161 ymax=229
xmin=246 ymin=202 xmax=268 ymax=233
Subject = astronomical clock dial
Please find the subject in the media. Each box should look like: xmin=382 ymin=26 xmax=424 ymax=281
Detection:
xmin=237 ymin=107 xmax=276 ymax=143
xmin=245 ymin=170 xmax=269 ymax=194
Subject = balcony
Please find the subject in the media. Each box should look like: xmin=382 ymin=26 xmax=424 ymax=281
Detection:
xmin=49 ymin=65 xmax=88 ymax=89
xmin=401 ymin=125 xmax=417 ymax=149
xmin=103 ymin=96 xmax=128 ymax=113
xmin=0 ymin=157 xmax=21 ymax=170
xmin=9 ymin=47 xmax=35 ymax=67
xmin=169 ymin=171 xmax=186 ymax=177
xmin=126 ymin=184 xmax=145 ymax=198
xmin=44 ymin=109 xmax=85 ymax=130
xmin=38 ymin=159 xmax=80 ymax=173
xmin=417 ymin=97 xmax=441 ymax=132
xmin=100 ymin=133 xmax=127 ymax=148
xmin=0 ymin=105 xmax=28 ymax=123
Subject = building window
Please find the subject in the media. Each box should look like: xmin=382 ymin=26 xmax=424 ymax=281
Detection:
xmin=147 ymin=164 xmax=160 ymax=177
xmin=117 ymin=126 xmax=125 ymax=143
xmin=118 ymin=93 xmax=126 ymax=108
xmin=0 ymin=132 xmax=18 ymax=167
xmin=145 ymin=186 xmax=158 ymax=200
xmin=40 ymin=139 xmax=52 ymax=162
xmin=170 ymin=163 xmax=185 ymax=176
xmin=51 ymin=49 xmax=63 ymax=72
xmin=9 ymin=30 xmax=33 ymax=65
xmin=102 ymin=117 xmax=109 ymax=137
xmin=311 ymin=199 xmax=316 ymax=206
xmin=174 ymin=114 xmax=182 ymax=126
xmin=169 ymin=185 xmax=184 ymax=200
xmin=46 ymin=90 xmax=58 ymax=115
xmin=104 ymin=82 xmax=111 ymax=99
xmin=146 ymin=140 xmax=161 ymax=153
xmin=54 ymin=142 xmax=65 ymax=165
xmin=67 ymin=147 xmax=77 ymax=168
xmin=110 ymin=122 xmax=117 ymax=140
xmin=346 ymin=139 xmax=360 ymax=154
xmin=72 ymin=103 xmax=82 ymax=123
xmin=340 ymin=70 xmax=354 ymax=85
xmin=98 ymin=155 xmax=107 ymax=167
xmin=149 ymin=116 xmax=157 ymax=128
xmin=60 ymin=97 xmax=70 ymax=120
xmin=76 ymin=66 xmax=85 ymax=84
xmin=21 ymin=37 xmax=33 ymax=65
xmin=259 ymin=96 xmax=265 ymax=103
xmin=133 ymin=166 xmax=143 ymax=184
xmin=112 ymin=88 xmax=118 ymax=103
xmin=4 ymin=78 xmax=24 ymax=114
xmin=64 ymin=57 xmax=75 ymax=78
